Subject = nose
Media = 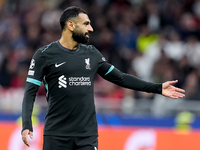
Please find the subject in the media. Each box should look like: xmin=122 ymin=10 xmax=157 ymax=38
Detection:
xmin=88 ymin=25 xmax=93 ymax=32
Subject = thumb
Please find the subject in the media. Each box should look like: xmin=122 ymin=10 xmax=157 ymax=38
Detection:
xmin=168 ymin=80 xmax=178 ymax=85
xmin=29 ymin=131 xmax=33 ymax=139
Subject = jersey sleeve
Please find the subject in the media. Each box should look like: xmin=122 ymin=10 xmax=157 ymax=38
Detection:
xmin=92 ymin=45 xmax=162 ymax=94
xmin=22 ymin=49 xmax=46 ymax=132
xmin=90 ymin=45 xmax=107 ymax=68
xmin=97 ymin=61 xmax=162 ymax=94
xmin=26 ymin=49 xmax=46 ymax=84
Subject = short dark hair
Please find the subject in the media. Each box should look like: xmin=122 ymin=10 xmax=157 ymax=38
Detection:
xmin=60 ymin=6 xmax=87 ymax=30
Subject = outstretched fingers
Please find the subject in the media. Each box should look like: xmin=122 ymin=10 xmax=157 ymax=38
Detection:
xmin=175 ymin=87 xmax=185 ymax=93
xmin=173 ymin=91 xmax=185 ymax=98
xmin=162 ymin=80 xmax=185 ymax=99
xmin=172 ymin=87 xmax=185 ymax=98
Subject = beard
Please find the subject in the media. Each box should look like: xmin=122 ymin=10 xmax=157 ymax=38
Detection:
xmin=72 ymin=30 xmax=89 ymax=44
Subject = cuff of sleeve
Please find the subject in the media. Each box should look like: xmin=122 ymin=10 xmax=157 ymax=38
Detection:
xmin=22 ymin=122 xmax=33 ymax=133
xmin=157 ymin=83 xmax=162 ymax=94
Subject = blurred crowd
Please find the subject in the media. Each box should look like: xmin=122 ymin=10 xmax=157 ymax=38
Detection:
xmin=0 ymin=0 xmax=200 ymax=105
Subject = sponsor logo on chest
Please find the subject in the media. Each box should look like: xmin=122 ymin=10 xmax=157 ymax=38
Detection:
xmin=58 ymin=75 xmax=91 ymax=88
xmin=56 ymin=58 xmax=92 ymax=88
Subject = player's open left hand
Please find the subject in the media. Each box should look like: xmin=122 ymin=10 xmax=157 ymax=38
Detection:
xmin=22 ymin=129 xmax=33 ymax=147
xmin=162 ymin=80 xmax=185 ymax=99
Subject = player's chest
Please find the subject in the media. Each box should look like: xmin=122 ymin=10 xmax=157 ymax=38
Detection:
xmin=46 ymin=54 xmax=97 ymax=75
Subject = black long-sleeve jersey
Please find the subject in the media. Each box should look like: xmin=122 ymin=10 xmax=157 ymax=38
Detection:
xmin=22 ymin=41 xmax=162 ymax=137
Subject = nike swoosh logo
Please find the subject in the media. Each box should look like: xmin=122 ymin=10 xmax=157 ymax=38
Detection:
xmin=55 ymin=62 xmax=66 ymax=67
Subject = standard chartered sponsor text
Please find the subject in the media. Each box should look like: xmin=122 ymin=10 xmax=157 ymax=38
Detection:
xmin=69 ymin=77 xmax=91 ymax=86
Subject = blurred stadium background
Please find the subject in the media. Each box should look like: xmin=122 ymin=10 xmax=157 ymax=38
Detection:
xmin=1 ymin=0 xmax=200 ymax=149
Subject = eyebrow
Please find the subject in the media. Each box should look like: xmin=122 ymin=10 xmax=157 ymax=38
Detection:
xmin=83 ymin=21 xmax=91 ymax=25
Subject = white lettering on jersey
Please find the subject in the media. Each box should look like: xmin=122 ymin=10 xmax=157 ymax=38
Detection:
xmin=102 ymin=57 xmax=106 ymax=61
xmin=29 ymin=59 xmax=35 ymax=69
xmin=58 ymin=75 xmax=67 ymax=88
xmin=94 ymin=147 xmax=97 ymax=150
xmin=68 ymin=77 xmax=91 ymax=86
xmin=28 ymin=70 xmax=35 ymax=76
xmin=85 ymin=58 xmax=91 ymax=70
xmin=55 ymin=62 xmax=66 ymax=67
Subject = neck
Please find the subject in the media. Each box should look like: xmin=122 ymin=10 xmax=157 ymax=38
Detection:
xmin=59 ymin=32 xmax=78 ymax=50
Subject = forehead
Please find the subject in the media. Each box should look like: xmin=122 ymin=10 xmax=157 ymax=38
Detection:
xmin=77 ymin=13 xmax=90 ymax=22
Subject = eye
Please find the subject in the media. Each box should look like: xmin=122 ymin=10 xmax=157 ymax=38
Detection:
xmin=84 ymin=22 xmax=90 ymax=26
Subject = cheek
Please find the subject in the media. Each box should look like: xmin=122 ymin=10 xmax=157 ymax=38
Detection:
xmin=75 ymin=27 xmax=85 ymax=34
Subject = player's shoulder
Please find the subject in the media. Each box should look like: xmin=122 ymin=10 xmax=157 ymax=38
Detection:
xmin=37 ymin=42 xmax=57 ymax=53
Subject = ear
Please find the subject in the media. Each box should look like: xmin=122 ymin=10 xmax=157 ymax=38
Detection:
xmin=67 ymin=21 xmax=75 ymax=31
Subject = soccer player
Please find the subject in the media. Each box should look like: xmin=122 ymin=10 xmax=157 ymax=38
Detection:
xmin=21 ymin=6 xmax=185 ymax=150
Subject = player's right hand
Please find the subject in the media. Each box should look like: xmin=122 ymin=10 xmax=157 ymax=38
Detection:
xmin=21 ymin=129 xmax=33 ymax=147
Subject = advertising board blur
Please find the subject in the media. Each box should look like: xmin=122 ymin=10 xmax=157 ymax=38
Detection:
xmin=1 ymin=121 xmax=200 ymax=150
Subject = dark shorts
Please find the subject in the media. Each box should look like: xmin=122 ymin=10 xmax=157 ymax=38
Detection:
xmin=43 ymin=135 xmax=98 ymax=150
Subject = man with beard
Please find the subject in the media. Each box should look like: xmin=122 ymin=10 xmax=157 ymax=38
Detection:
xmin=21 ymin=6 xmax=185 ymax=150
